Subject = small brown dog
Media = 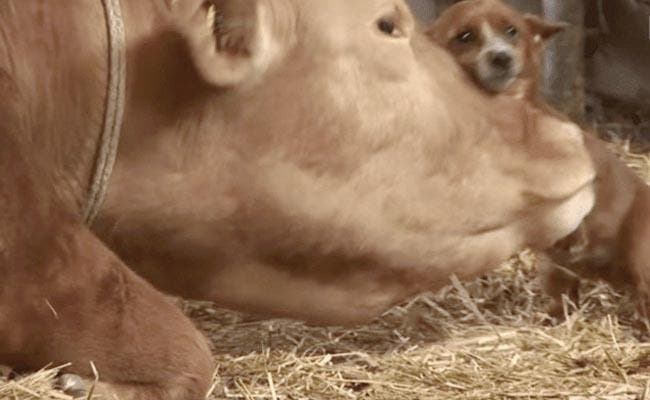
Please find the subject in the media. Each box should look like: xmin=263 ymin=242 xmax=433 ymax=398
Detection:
xmin=426 ymin=0 xmax=565 ymax=99
xmin=428 ymin=0 xmax=650 ymax=320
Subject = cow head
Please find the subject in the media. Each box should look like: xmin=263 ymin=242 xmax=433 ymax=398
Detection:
xmin=98 ymin=0 xmax=595 ymax=324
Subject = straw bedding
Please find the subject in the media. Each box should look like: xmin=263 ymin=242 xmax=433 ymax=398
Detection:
xmin=2 ymin=132 xmax=650 ymax=400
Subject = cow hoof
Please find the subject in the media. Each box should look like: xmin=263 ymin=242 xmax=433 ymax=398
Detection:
xmin=56 ymin=374 xmax=87 ymax=398
xmin=543 ymin=305 xmax=567 ymax=326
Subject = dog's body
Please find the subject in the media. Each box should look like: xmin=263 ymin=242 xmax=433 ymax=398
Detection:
xmin=428 ymin=0 xmax=650 ymax=319
xmin=542 ymin=135 xmax=650 ymax=318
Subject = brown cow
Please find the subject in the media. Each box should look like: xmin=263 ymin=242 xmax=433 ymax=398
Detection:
xmin=1 ymin=0 xmax=596 ymax=398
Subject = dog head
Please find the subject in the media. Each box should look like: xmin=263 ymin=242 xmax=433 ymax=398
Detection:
xmin=427 ymin=0 xmax=566 ymax=95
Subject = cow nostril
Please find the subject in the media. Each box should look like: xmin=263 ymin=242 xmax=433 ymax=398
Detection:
xmin=490 ymin=52 xmax=513 ymax=69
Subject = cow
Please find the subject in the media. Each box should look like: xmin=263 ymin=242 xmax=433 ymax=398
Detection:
xmin=0 ymin=0 xmax=597 ymax=398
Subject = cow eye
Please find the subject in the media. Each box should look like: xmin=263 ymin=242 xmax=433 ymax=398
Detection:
xmin=456 ymin=30 xmax=474 ymax=43
xmin=505 ymin=25 xmax=518 ymax=37
xmin=377 ymin=17 xmax=398 ymax=37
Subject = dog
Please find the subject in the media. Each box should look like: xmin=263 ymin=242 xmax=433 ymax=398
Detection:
xmin=428 ymin=0 xmax=650 ymax=322
xmin=426 ymin=0 xmax=565 ymax=100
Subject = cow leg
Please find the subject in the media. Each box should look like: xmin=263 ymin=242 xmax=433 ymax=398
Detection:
xmin=631 ymin=267 xmax=650 ymax=337
xmin=0 ymin=134 xmax=212 ymax=400
xmin=537 ymin=253 xmax=580 ymax=321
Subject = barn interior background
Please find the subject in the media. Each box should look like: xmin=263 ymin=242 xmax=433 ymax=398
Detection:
xmin=3 ymin=1 xmax=650 ymax=399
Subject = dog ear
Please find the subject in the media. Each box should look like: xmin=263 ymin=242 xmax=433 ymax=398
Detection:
xmin=524 ymin=14 xmax=568 ymax=43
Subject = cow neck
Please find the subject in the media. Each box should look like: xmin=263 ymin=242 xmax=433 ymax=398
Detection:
xmin=83 ymin=0 xmax=127 ymax=225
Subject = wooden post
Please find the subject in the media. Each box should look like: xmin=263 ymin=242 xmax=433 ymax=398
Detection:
xmin=504 ymin=0 xmax=541 ymax=14
xmin=542 ymin=0 xmax=586 ymax=121
xmin=405 ymin=0 xmax=437 ymax=22
xmin=431 ymin=0 xmax=459 ymax=17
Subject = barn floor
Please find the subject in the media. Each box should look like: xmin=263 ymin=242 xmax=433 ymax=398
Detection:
xmin=3 ymin=100 xmax=650 ymax=400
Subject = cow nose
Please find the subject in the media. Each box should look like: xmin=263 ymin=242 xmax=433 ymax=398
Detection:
xmin=490 ymin=51 xmax=513 ymax=70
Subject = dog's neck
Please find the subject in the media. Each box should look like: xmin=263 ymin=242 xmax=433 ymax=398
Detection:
xmin=505 ymin=78 xmax=532 ymax=100
xmin=503 ymin=63 xmax=544 ymax=103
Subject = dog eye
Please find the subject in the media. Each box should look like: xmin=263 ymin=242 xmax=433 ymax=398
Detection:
xmin=505 ymin=25 xmax=518 ymax=37
xmin=377 ymin=18 xmax=397 ymax=36
xmin=455 ymin=30 xmax=474 ymax=43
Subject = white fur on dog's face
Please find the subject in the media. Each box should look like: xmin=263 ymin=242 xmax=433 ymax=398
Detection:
xmin=475 ymin=22 xmax=523 ymax=92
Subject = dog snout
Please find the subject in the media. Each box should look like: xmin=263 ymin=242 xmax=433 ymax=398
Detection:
xmin=489 ymin=51 xmax=513 ymax=70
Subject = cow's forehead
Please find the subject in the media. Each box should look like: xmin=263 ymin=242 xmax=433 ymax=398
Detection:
xmin=281 ymin=0 xmax=419 ymax=62
xmin=294 ymin=0 xmax=414 ymax=27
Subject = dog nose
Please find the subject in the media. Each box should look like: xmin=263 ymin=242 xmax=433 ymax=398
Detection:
xmin=489 ymin=51 xmax=513 ymax=70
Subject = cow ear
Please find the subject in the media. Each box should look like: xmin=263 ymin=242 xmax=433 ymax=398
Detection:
xmin=173 ymin=0 xmax=286 ymax=87
xmin=524 ymin=14 xmax=568 ymax=43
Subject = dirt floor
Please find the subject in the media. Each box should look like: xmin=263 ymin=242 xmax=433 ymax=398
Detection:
xmin=2 ymin=99 xmax=650 ymax=400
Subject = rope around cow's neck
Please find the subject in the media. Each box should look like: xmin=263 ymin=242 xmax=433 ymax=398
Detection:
xmin=83 ymin=0 xmax=126 ymax=225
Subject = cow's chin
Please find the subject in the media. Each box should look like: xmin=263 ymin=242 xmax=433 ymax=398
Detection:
xmin=523 ymin=178 xmax=596 ymax=249
xmin=198 ymin=178 xmax=595 ymax=326
xmin=237 ymin=158 xmax=597 ymax=284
